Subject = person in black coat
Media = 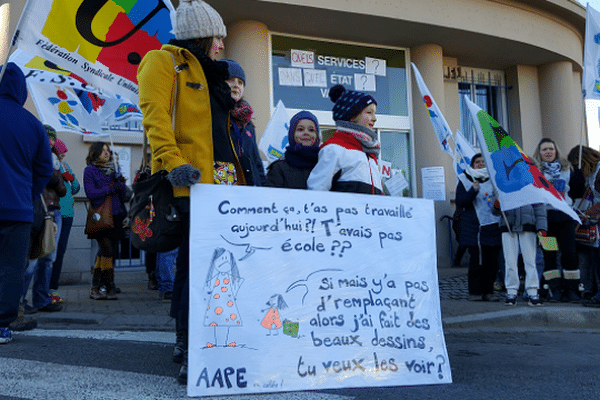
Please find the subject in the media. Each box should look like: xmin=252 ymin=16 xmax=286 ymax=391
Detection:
xmin=266 ymin=111 xmax=320 ymax=189
xmin=455 ymin=153 xmax=502 ymax=301
xmin=223 ymin=59 xmax=266 ymax=186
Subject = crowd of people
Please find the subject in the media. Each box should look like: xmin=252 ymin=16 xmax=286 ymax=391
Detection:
xmin=1 ymin=0 xmax=600 ymax=390
xmin=454 ymin=139 xmax=600 ymax=307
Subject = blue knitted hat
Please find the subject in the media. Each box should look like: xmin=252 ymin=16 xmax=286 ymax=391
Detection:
xmin=222 ymin=59 xmax=246 ymax=83
xmin=288 ymin=110 xmax=320 ymax=148
xmin=329 ymin=84 xmax=376 ymax=122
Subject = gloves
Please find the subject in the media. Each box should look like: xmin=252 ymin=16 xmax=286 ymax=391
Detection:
xmin=493 ymin=200 xmax=500 ymax=210
xmin=167 ymin=164 xmax=201 ymax=187
xmin=61 ymin=170 xmax=75 ymax=182
xmin=538 ymin=230 xmax=547 ymax=237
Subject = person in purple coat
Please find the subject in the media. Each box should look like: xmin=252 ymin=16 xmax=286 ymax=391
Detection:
xmin=83 ymin=142 xmax=127 ymax=300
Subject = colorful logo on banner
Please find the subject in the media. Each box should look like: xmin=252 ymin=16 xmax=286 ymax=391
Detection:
xmin=39 ymin=0 xmax=173 ymax=84
xmin=15 ymin=0 xmax=174 ymax=100
xmin=39 ymin=85 xmax=95 ymax=133
xmin=476 ymin=110 xmax=560 ymax=197
xmin=465 ymin=96 xmax=579 ymax=223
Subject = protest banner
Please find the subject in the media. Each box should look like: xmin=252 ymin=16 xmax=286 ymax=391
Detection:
xmin=188 ymin=185 xmax=451 ymax=397
xmin=9 ymin=49 xmax=141 ymax=135
xmin=12 ymin=0 xmax=175 ymax=102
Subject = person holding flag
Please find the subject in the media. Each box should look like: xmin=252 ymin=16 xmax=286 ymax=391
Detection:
xmin=533 ymin=138 xmax=584 ymax=302
xmin=455 ymin=153 xmax=502 ymax=301
xmin=493 ymin=200 xmax=547 ymax=306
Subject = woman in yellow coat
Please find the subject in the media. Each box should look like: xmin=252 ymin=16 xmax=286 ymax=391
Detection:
xmin=137 ymin=0 xmax=244 ymax=385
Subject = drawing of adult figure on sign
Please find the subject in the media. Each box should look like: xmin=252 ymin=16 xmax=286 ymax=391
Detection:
xmin=204 ymin=248 xmax=244 ymax=348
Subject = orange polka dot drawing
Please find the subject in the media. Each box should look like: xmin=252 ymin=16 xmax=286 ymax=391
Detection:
xmin=261 ymin=294 xmax=288 ymax=336
xmin=204 ymin=248 xmax=244 ymax=348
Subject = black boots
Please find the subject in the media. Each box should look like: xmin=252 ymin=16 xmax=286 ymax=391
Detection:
xmin=172 ymin=329 xmax=187 ymax=363
xmin=177 ymin=350 xmax=187 ymax=385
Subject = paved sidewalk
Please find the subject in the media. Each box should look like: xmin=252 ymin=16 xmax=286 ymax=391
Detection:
xmin=28 ymin=267 xmax=600 ymax=333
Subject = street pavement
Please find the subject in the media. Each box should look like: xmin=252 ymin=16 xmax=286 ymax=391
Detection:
xmin=23 ymin=266 xmax=600 ymax=333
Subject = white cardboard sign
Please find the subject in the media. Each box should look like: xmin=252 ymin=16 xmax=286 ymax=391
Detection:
xmin=188 ymin=185 xmax=451 ymax=397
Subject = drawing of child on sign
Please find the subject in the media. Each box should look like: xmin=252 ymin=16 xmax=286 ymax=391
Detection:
xmin=260 ymin=294 xmax=288 ymax=336
xmin=204 ymin=248 xmax=244 ymax=348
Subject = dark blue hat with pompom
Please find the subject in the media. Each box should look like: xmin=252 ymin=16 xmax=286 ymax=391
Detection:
xmin=329 ymin=84 xmax=376 ymax=122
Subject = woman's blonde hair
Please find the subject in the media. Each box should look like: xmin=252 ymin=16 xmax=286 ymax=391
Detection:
xmin=568 ymin=145 xmax=600 ymax=178
xmin=533 ymin=138 xmax=570 ymax=172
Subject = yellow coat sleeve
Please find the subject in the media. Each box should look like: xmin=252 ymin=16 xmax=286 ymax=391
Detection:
xmin=138 ymin=49 xmax=186 ymax=174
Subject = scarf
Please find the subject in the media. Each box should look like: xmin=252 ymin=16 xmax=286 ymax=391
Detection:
xmin=465 ymin=166 xmax=489 ymax=183
xmin=231 ymin=99 xmax=253 ymax=127
xmin=335 ymin=120 xmax=380 ymax=157
xmin=544 ymin=160 xmax=562 ymax=179
xmin=93 ymin=161 xmax=115 ymax=177
xmin=284 ymin=145 xmax=320 ymax=169
xmin=168 ymin=39 xmax=234 ymax=112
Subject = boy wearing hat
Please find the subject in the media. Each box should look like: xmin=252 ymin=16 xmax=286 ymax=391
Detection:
xmin=307 ymin=84 xmax=383 ymax=194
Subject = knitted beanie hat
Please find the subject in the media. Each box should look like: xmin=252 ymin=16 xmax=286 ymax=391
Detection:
xmin=173 ymin=0 xmax=226 ymax=40
xmin=329 ymin=84 xmax=377 ymax=122
xmin=222 ymin=59 xmax=246 ymax=83
xmin=54 ymin=138 xmax=68 ymax=155
xmin=288 ymin=110 xmax=320 ymax=148
xmin=44 ymin=124 xmax=57 ymax=140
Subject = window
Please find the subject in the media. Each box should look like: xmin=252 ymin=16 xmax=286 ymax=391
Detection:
xmin=270 ymin=34 xmax=414 ymax=196
xmin=458 ymin=68 xmax=509 ymax=149
xmin=379 ymin=130 xmax=412 ymax=197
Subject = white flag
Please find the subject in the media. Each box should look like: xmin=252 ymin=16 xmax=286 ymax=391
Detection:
xmin=583 ymin=4 xmax=600 ymax=100
xmin=259 ymin=100 xmax=290 ymax=162
xmin=28 ymin=82 xmax=107 ymax=136
xmin=411 ymin=63 xmax=454 ymax=155
xmin=453 ymin=129 xmax=477 ymax=178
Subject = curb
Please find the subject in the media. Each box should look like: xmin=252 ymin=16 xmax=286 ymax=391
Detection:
xmin=34 ymin=312 xmax=176 ymax=332
xmin=443 ymin=306 xmax=600 ymax=329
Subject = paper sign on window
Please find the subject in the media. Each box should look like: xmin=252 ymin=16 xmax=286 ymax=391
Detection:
xmin=354 ymin=73 xmax=376 ymax=91
xmin=279 ymin=68 xmax=303 ymax=87
xmin=366 ymin=57 xmax=386 ymax=76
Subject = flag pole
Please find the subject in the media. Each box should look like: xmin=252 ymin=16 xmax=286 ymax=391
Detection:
xmin=0 ymin=0 xmax=33 ymax=86
xmin=0 ymin=3 xmax=10 ymax=67
xmin=579 ymin=97 xmax=586 ymax=169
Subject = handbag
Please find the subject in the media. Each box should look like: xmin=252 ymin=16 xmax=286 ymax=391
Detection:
xmin=128 ymin=169 xmax=182 ymax=252
xmin=28 ymin=195 xmax=57 ymax=260
xmin=128 ymin=53 xmax=183 ymax=253
xmin=574 ymin=187 xmax=600 ymax=247
xmin=85 ymin=196 xmax=114 ymax=235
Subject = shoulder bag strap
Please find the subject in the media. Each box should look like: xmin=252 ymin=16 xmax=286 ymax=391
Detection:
xmin=39 ymin=193 xmax=49 ymax=214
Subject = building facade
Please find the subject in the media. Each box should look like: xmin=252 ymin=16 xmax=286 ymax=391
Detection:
xmin=3 ymin=0 xmax=587 ymax=280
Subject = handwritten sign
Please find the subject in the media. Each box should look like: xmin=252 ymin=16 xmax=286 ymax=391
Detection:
xmin=291 ymin=49 xmax=315 ymax=68
xmin=278 ymin=67 xmax=303 ymax=87
xmin=366 ymin=57 xmax=386 ymax=76
xmin=354 ymin=73 xmax=376 ymax=92
xmin=188 ymin=185 xmax=451 ymax=397
xmin=304 ymin=69 xmax=327 ymax=88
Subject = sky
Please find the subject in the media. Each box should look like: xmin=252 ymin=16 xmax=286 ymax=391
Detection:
xmin=581 ymin=1 xmax=600 ymax=150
